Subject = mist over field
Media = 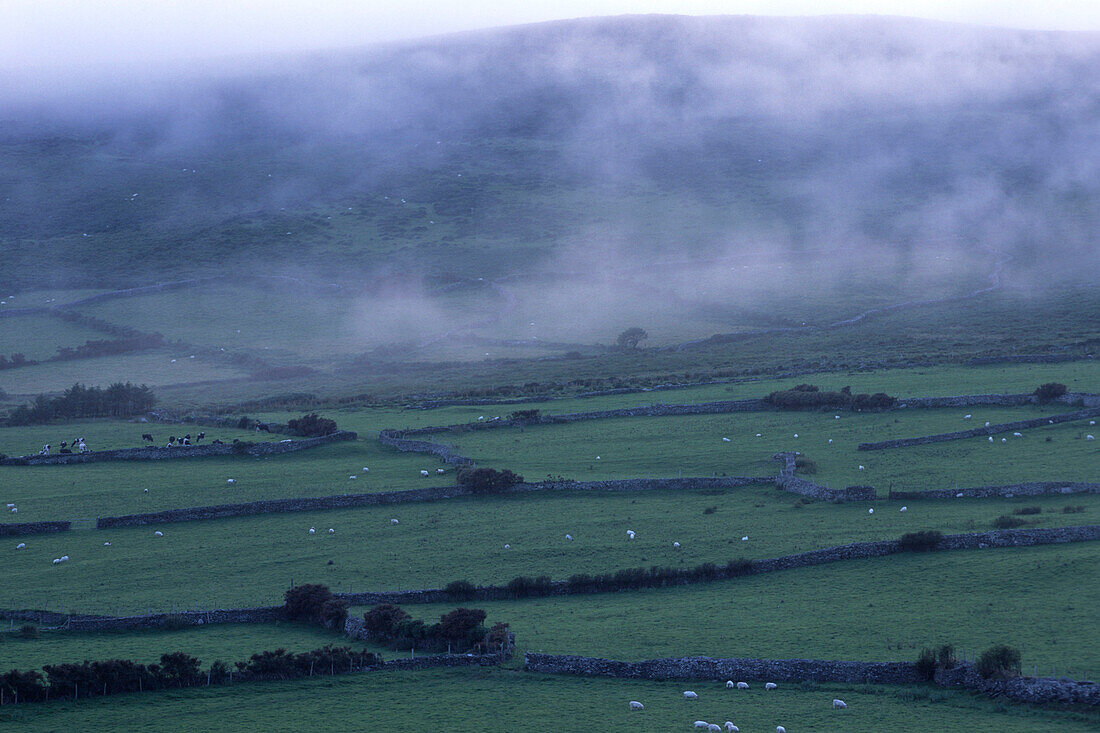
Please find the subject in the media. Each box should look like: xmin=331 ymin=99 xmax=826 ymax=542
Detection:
xmin=2 ymin=14 xmax=1098 ymax=350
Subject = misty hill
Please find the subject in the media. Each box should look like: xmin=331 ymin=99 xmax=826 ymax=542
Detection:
xmin=2 ymin=14 xmax=1098 ymax=291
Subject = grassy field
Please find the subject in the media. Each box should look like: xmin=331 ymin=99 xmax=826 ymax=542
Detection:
xmin=0 ymin=351 xmax=249 ymax=396
xmin=425 ymin=405 xmax=1099 ymax=490
xmin=374 ymin=542 xmax=1100 ymax=679
xmin=2 ymin=666 xmax=1096 ymax=732
xmin=0 ymin=622 xmax=373 ymax=670
xmin=0 ymin=316 xmax=106 ymax=362
xmin=3 ymin=481 xmax=1095 ymax=613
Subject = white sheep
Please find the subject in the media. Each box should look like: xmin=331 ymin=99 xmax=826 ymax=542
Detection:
xmin=722 ymin=437 xmax=730 ymax=442
xmin=693 ymin=722 xmax=708 ymax=730
xmin=11 ymin=507 xmax=17 ymax=513
xmin=900 ymin=506 xmax=908 ymax=512
xmin=756 ymin=433 xmax=761 ymax=437
xmin=832 ymin=698 xmax=847 ymax=709
xmin=741 ymin=536 xmax=749 ymax=541
xmin=765 ymin=682 xmax=778 ymax=690
xmin=328 ymin=528 xmax=335 ymax=534
xmin=16 ymin=542 xmax=25 ymax=549
xmin=60 ymin=555 xmax=69 ymax=562
xmin=565 ymin=534 xmax=574 ymax=541
xmin=985 ymin=421 xmax=991 ymax=427
xmin=956 ymin=492 xmax=964 ymax=498
xmin=1088 ymin=435 xmax=1096 ymax=441
xmin=988 ymin=436 xmax=994 ymax=442
xmin=708 ymin=725 xmax=722 ymax=733
xmin=1013 ymin=432 xmax=1023 ymax=437
xmin=777 ymin=727 xmax=786 ymax=733
xmin=827 ymin=439 xmax=833 ymax=444
xmin=835 ymin=415 xmax=840 ymax=419
xmin=964 ymin=414 xmax=972 ymax=419
xmin=726 ymin=680 xmax=735 ymax=688
xmin=737 ymin=682 xmax=749 ymax=690
xmin=673 ymin=541 xmax=681 ymax=548
xmin=154 ymin=531 xmax=163 ymax=537
xmin=628 ymin=701 xmax=644 ymax=710
xmin=103 ymin=542 xmax=111 ymax=546
xmin=52 ymin=558 xmax=60 ymax=565
xmin=1001 ymin=438 xmax=1007 ymax=443
xmin=308 ymin=527 xmax=316 ymax=534
xmin=684 ymin=691 xmax=698 ymax=699
xmin=391 ymin=518 xmax=399 ymax=524
xmin=868 ymin=508 xmax=874 ymax=514
xmin=363 ymin=467 xmax=370 ymax=472
xmin=503 ymin=544 xmax=510 ymax=549
xmin=227 ymin=479 xmax=235 ymax=485
xmin=595 ymin=455 xmax=601 ymax=460
xmin=420 ymin=470 xmax=429 ymax=477
xmin=1091 ymin=421 xmax=1097 ymax=426
xmin=436 ymin=468 xmax=446 ymax=474
xmin=626 ymin=530 xmax=635 ymax=539
xmin=143 ymin=488 xmax=149 ymax=493
xmin=858 ymin=465 xmax=865 ymax=471
xmin=793 ymin=433 xmax=798 ymax=438
xmin=349 ymin=475 xmax=357 ymax=479
xmin=724 ymin=723 xmax=739 ymax=732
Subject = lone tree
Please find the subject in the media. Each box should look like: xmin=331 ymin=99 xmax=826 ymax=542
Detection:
xmin=616 ymin=327 xmax=648 ymax=349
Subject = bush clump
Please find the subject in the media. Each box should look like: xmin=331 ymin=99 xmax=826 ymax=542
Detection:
xmin=764 ymin=384 xmax=896 ymax=411
xmin=794 ymin=457 xmax=817 ymax=474
xmin=975 ymin=644 xmax=1021 ymax=679
xmin=507 ymin=409 xmax=541 ymax=423
xmin=444 ymin=580 xmax=477 ymax=600
xmin=1012 ymin=506 xmax=1042 ymax=516
xmin=898 ymin=530 xmax=944 ymax=552
xmin=456 ymin=466 xmax=524 ymax=494
xmin=18 ymin=624 xmax=37 ymax=639
xmin=1033 ymin=382 xmax=1068 ymax=404
xmin=286 ymin=413 xmax=337 ymax=437
xmin=992 ymin=515 xmax=1029 ymax=529
xmin=360 ymin=605 xmax=502 ymax=654
xmin=283 ymin=584 xmax=347 ymax=628
xmin=916 ymin=648 xmax=937 ymax=680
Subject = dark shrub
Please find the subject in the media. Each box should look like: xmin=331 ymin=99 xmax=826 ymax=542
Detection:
xmin=162 ymin=614 xmax=189 ymax=631
xmin=1033 ymin=383 xmax=1067 ymax=403
xmin=725 ymin=559 xmax=754 ymax=576
xmin=436 ymin=608 xmax=488 ymax=645
xmin=320 ymin=598 xmax=349 ymax=629
xmin=794 ymin=457 xmax=817 ymax=474
xmin=507 ymin=409 xmax=541 ymax=423
xmin=703 ymin=505 xmax=718 ymax=514
xmin=444 ymin=580 xmax=477 ymax=600
xmin=1062 ymin=505 xmax=1086 ymax=514
xmin=937 ymin=644 xmax=957 ymax=669
xmin=283 ymin=584 xmax=337 ymax=625
xmin=976 ymin=645 xmax=1021 ymax=679
xmin=567 ymin=573 xmax=596 ymax=592
xmin=992 ymin=515 xmax=1028 ymax=529
xmin=898 ymin=530 xmax=943 ymax=552
xmin=916 ymin=648 xmax=937 ymax=680
xmin=456 ymin=466 xmax=524 ymax=494
xmin=764 ymin=384 xmax=895 ymax=411
xmin=159 ymin=652 xmax=202 ymax=687
xmin=362 ymin=604 xmax=411 ymax=640
xmin=231 ymin=440 xmax=254 ymax=454
xmin=286 ymin=413 xmax=337 ymax=437
xmin=1012 ymin=506 xmax=1042 ymax=515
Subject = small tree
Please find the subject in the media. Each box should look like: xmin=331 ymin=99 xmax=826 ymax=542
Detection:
xmin=362 ymin=604 xmax=411 ymax=640
xmin=456 ymin=466 xmax=524 ymax=494
xmin=283 ymin=583 xmax=337 ymax=625
xmin=616 ymin=327 xmax=648 ymax=349
xmin=286 ymin=413 xmax=338 ymax=437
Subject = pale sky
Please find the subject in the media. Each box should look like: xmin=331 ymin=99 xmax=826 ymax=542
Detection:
xmin=4 ymin=0 xmax=1098 ymax=72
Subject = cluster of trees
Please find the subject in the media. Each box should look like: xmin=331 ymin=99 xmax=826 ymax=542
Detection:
xmin=456 ymin=466 xmax=524 ymax=494
xmin=765 ymin=384 xmax=896 ymax=411
xmin=6 ymin=382 xmax=156 ymax=426
xmin=0 ymin=646 xmax=382 ymax=704
xmin=283 ymin=584 xmax=349 ymax=629
xmin=285 ymin=413 xmax=338 ymax=437
xmin=361 ymin=604 xmax=509 ymax=654
xmin=0 ymin=353 xmax=32 ymax=371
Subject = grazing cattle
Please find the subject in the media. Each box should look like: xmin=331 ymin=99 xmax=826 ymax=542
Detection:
xmin=39 ymin=444 xmax=50 ymax=456
xmin=142 ymin=433 xmax=154 ymax=443
xmin=257 ymin=423 xmax=271 ymax=433
xmin=212 ymin=439 xmax=224 ymax=445
xmin=196 ymin=432 xmax=205 ymax=442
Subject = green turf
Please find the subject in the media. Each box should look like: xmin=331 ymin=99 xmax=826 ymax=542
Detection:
xmin=0 ymin=316 xmax=106 ymax=362
xmin=380 ymin=542 xmax=1100 ymax=680
xmin=0 ymin=622 xmax=373 ymax=670
xmin=1 ymin=666 xmax=1095 ymax=732
xmin=3 ymin=482 xmax=1095 ymax=616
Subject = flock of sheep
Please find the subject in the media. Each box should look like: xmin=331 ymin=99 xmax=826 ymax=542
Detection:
xmin=625 ymin=683 xmax=847 ymax=731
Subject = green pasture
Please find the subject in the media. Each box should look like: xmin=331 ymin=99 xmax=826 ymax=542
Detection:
xmin=381 ymin=542 xmax=1100 ymax=679
xmin=0 ymin=352 xmax=248 ymax=396
xmin=0 ymin=315 xmax=105 ymax=362
xmin=2 ymin=665 xmax=1096 ymax=732
xmin=0 ymin=430 xmax=452 ymax=522
xmin=3 ymin=481 xmax=1096 ymax=614
xmin=0 ymin=622 xmax=373 ymax=671
xmin=424 ymin=405 xmax=1099 ymax=490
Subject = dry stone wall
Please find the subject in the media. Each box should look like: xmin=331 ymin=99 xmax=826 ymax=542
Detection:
xmin=2 ymin=431 xmax=357 ymax=466
xmin=0 ymin=521 xmax=71 ymax=537
xmin=858 ymin=408 xmax=1100 ymax=451
xmin=890 ymin=482 xmax=1100 ymax=500
xmin=773 ymin=452 xmax=876 ymax=502
xmin=935 ymin=664 xmax=1100 ymax=706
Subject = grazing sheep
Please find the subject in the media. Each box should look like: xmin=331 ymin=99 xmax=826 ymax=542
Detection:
xmin=328 ymin=528 xmax=335 ymax=534
xmin=673 ymin=541 xmax=681 ymax=548
xmin=724 ymin=723 xmax=739 ymax=732
xmin=756 ymin=433 xmax=762 ymax=437
xmin=627 ymin=530 xmax=635 ymax=539
xmin=565 ymin=534 xmax=574 ymax=541
xmin=964 ymin=414 xmax=972 ymax=419
xmin=900 ymin=506 xmax=908 ymax=512
xmin=726 ymin=680 xmax=735 ymax=688
xmin=52 ymin=558 xmax=60 ymax=565
xmin=835 ymin=415 xmax=840 ymax=419
xmin=503 ymin=544 xmax=510 ymax=549
xmin=60 ymin=555 xmax=68 ymax=562
xmin=227 ymin=479 xmax=236 ymax=485
xmin=1013 ymin=432 xmax=1023 ymax=437
xmin=832 ymin=699 xmax=847 ymax=709
xmin=737 ymin=682 xmax=749 ymax=690
xmin=420 ymin=470 xmax=430 ymax=477
xmin=858 ymin=465 xmax=865 ymax=470
xmin=765 ymin=682 xmax=778 ymax=690
xmin=985 ymin=421 xmax=991 ymax=427
xmin=437 ymin=468 xmax=446 ymax=474
xmin=1091 ymin=421 xmax=1096 ymax=426
xmin=154 ymin=531 xmax=163 ymax=537
xmin=693 ymin=722 xmax=708 ymax=730
xmin=684 ymin=691 xmax=698 ymax=699
xmin=827 ymin=439 xmax=833 ymax=444
xmin=777 ymin=727 xmax=786 ymax=733
xmin=741 ymin=536 xmax=749 ymax=541
xmin=595 ymin=455 xmax=601 ymax=460
xmin=988 ymin=436 xmax=994 ymax=442
xmin=391 ymin=518 xmax=399 ymax=524
xmin=722 ymin=437 xmax=730 ymax=442
xmin=308 ymin=527 xmax=316 ymax=535
xmin=628 ymin=701 xmax=644 ymax=710
xmin=793 ymin=433 xmax=798 ymax=438
xmin=708 ymin=725 xmax=722 ymax=733
xmin=349 ymin=475 xmax=357 ymax=479
xmin=1002 ymin=438 xmax=1007 ymax=443
xmin=16 ymin=543 xmax=25 ymax=549
xmin=956 ymin=492 xmax=964 ymax=498
xmin=868 ymin=508 xmax=874 ymax=514
xmin=10 ymin=507 xmax=16 ymax=513
xmin=1088 ymin=435 xmax=1096 ymax=441
xmin=143 ymin=488 xmax=149 ymax=493
xmin=103 ymin=542 xmax=110 ymax=546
